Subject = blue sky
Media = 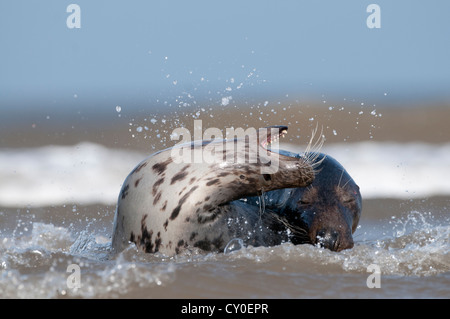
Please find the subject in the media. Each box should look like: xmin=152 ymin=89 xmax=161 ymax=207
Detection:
xmin=1 ymin=0 xmax=450 ymax=110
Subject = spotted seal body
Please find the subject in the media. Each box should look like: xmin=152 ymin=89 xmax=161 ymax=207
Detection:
xmin=111 ymin=126 xmax=315 ymax=255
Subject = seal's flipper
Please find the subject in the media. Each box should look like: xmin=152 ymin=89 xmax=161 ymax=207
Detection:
xmin=195 ymin=126 xmax=315 ymax=209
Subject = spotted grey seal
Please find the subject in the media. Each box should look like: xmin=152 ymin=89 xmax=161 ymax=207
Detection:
xmin=111 ymin=126 xmax=316 ymax=255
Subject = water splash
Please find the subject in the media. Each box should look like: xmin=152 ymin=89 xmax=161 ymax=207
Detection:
xmin=224 ymin=238 xmax=245 ymax=254
xmin=0 ymin=208 xmax=448 ymax=298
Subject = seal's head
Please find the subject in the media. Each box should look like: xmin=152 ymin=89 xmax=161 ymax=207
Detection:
xmin=273 ymin=153 xmax=362 ymax=252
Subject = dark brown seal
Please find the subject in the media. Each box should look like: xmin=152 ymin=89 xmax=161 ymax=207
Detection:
xmin=246 ymin=151 xmax=362 ymax=252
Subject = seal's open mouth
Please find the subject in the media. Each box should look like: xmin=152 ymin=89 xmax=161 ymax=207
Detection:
xmin=259 ymin=125 xmax=288 ymax=149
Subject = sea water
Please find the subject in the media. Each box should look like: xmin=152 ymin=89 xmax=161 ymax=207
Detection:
xmin=0 ymin=142 xmax=449 ymax=298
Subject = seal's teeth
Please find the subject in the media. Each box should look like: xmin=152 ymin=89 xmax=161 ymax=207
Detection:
xmin=262 ymin=127 xmax=288 ymax=147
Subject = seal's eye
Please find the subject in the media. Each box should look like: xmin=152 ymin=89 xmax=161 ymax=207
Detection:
xmin=343 ymin=197 xmax=355 ymax=205
xmin=298 ymin=187 xmax=317 ymax=207
xmin=299 ymin=199 xmax=311 ymax=206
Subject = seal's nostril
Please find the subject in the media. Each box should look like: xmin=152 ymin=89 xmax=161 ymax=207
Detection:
xmin=315 ymin=229 xmax=340 ymax=251
xmin=317 ymin=229 xmax=326 ymax=238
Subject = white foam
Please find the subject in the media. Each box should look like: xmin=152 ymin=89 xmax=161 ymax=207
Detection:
xmin=0 ymin=142 xmax=145 ymax=207
xmin=0 ymin=141 xmax=449 ymax=207
xmin=283 ymin=141 xmax=450 ymax=200
xmin=322 ymin=142 xmax=450 ymax=199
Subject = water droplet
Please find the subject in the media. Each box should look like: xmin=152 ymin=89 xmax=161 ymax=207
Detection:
xmin=221 ymin=96 xmax=232 ymax=106
xmin=224 ymin=238 xmax=245 ymax=254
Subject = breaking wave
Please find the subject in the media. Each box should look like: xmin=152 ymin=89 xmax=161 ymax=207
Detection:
xmin=1 ymin=141 xmax=450 ymax=207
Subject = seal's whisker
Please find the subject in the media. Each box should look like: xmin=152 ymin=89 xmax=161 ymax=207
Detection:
xmin=341 ymin=178 xmax=352 ymax=188
xmin=258 ymin=189 xmax=266 ymax=221
xmin=352 ymin=233 xmax=364 ymax=239
xmin=272 ymin=214 xmax=308 ymax=237
xmin=338 ymin=168 xmax=345 ymax=188
xmin=302 ymin=123 xmax=326 ymax=169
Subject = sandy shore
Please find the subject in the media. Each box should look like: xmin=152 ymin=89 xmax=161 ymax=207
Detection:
xmin=1 ymin=102 xmax=449 ymax=151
